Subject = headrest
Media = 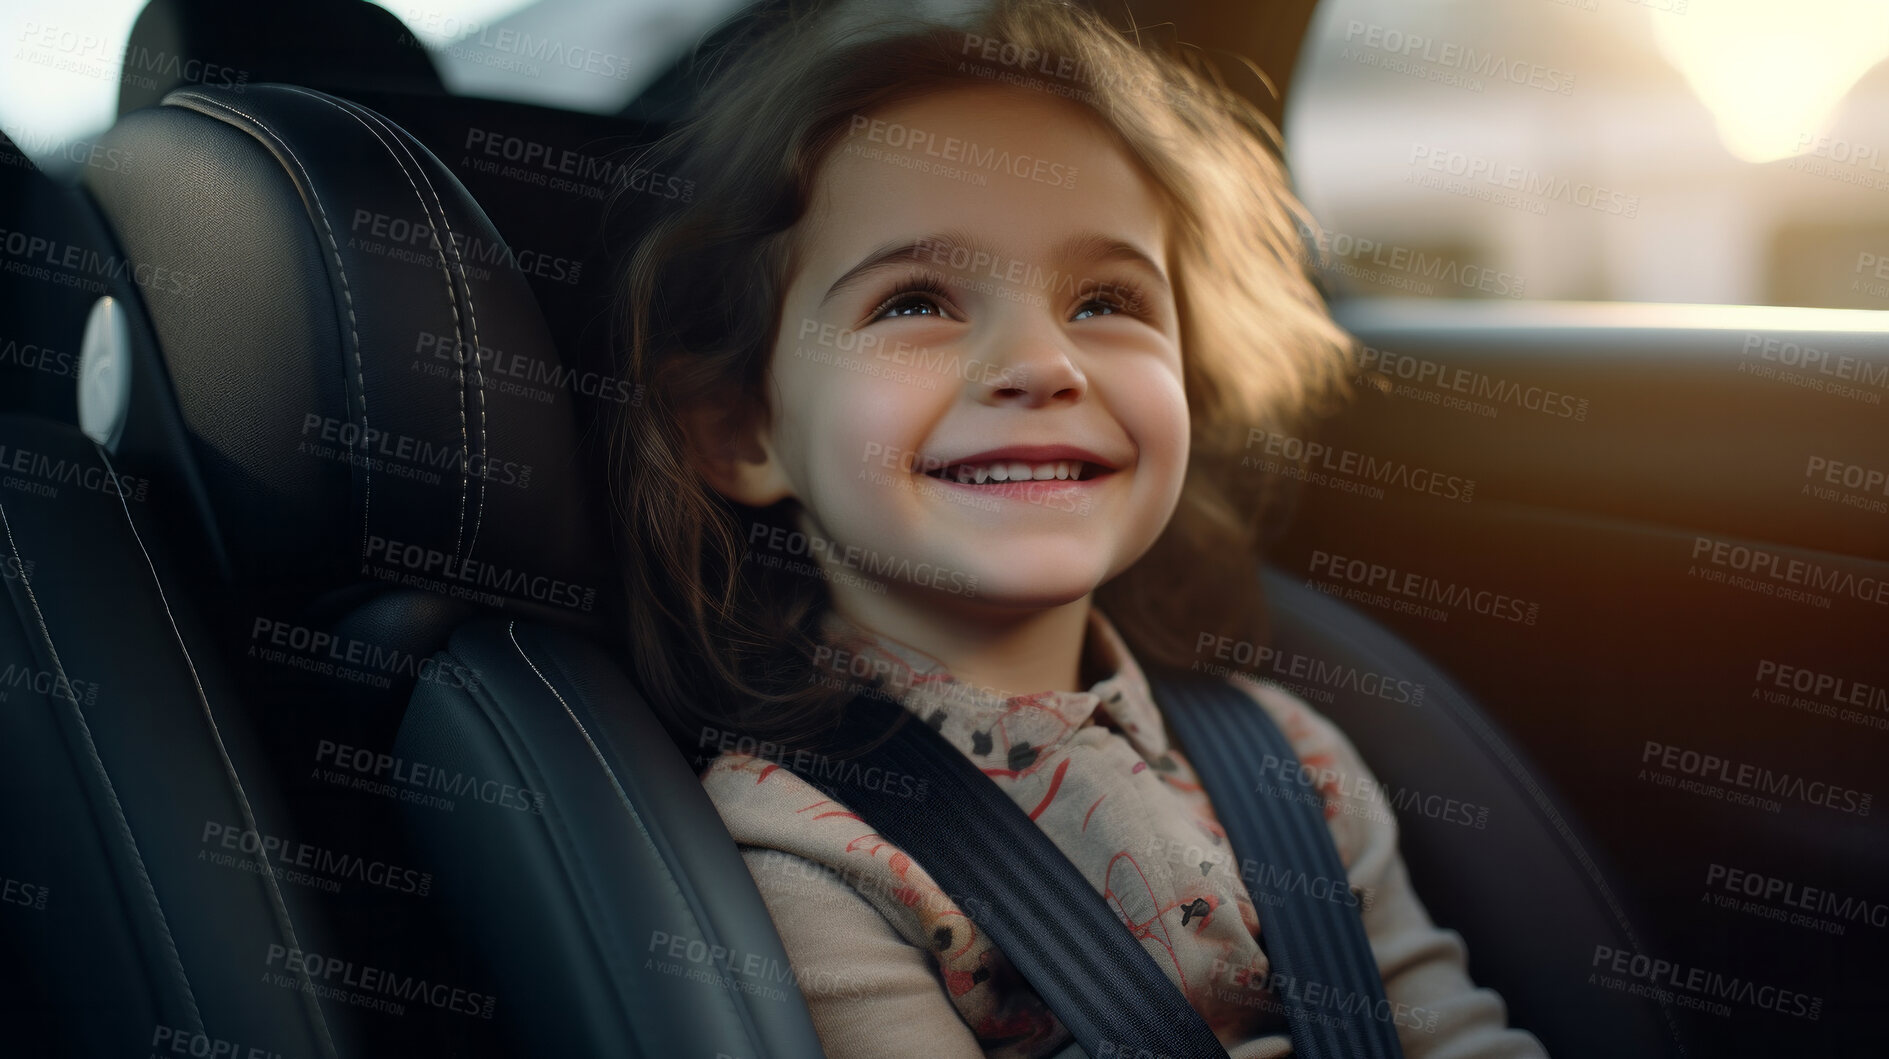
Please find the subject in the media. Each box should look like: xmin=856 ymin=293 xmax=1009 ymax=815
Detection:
xmin=116 ymin=0 xmax=442 ymax=117
xmin=80 ymin=84 xmax=616 ymax=620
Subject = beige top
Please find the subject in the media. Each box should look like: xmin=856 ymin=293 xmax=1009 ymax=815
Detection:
xmin=699 ymin=608 xmax=1547 ymax=1058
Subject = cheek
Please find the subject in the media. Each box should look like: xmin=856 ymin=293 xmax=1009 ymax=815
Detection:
xmin=772 ymin=353 xmax=937 ymax=507
xmin=827 ymin=402 xmax=911 ymax=503
xmin=766 ymin=351 xmax=834 ymax=494
xmin=1109 ymin=358 xmax=1191 ymax=472
xmin=1151 ymin=377 xmax=1191 ymax=463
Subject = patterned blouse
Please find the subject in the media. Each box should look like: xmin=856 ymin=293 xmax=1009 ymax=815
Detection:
xmin=698 ymin=608 xmax=1544 ymax=1058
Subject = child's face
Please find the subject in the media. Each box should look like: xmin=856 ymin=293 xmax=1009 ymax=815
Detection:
xmin=734 ymin=84 xmax=1187 ymax=614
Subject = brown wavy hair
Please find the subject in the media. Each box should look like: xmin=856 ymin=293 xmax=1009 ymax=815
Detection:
xmin=609 ymin=0 xmax=1353 ymax=752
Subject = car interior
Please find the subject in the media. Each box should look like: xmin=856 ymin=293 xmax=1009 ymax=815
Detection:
xmin=2 ymin=0 xmax=1882 ymax=1056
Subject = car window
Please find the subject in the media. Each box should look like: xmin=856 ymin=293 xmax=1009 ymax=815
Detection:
xmin=1285 ymin=0 xmax=1889 ymax=309
xmin=2 ymin=0 xmax=148 ymax=174
xmin=0 ymin=0 xmax=748 ymax=176
xmin=369 ymin=0 xmax=750 ymax=112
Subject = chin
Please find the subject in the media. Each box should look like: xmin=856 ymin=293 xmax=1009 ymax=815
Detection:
xmin=921 ymin=560 xmax=1109 ymax=612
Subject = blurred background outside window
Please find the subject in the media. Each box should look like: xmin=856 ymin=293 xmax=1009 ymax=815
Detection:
xmin=1286 ymin=0 xmax=1889 ymax=309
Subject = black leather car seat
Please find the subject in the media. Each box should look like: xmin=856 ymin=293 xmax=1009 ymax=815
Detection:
xmin=63 ymin=79 xmax=824 ymax=1057
xmin=0 ymin=420 xmax=350 ymax=1058
xmin=1 ymin=129 xmax=353 ymax=1058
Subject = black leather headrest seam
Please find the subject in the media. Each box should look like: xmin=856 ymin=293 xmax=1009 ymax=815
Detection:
xmin=249 ymin=84 xmax=489 ymax=567
xmin=82 ymin=85 xmax=611 ymax=610
xmin=159 ymin=89 xmax=380 ymax=568
xmin=315 ymin=91 xmax=490 ymax=563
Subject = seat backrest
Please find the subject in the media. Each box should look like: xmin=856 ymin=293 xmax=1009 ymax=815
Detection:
xmin=394 ymin=618 xmax=830 ymax=1057
xmin=0 ymin=412 xmax=346 ymax=1058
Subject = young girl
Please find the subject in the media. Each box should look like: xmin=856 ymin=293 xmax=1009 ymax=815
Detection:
xmin=611 ymin=1 xmax=1545 ymax=1055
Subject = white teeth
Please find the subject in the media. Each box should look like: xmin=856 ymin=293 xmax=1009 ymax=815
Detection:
xmin=935 ymin=459 xmax=1096 ymax=483
xmin=948 ymin=465 xmax=984 ymax=484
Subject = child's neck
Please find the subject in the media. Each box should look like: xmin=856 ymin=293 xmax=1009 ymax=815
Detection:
xmin=834 ymin=591 xmax=1094 ymax=699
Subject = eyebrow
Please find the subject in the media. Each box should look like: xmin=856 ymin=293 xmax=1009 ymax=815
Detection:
xmin=819 ymin=229 xmax=1171 ymax=306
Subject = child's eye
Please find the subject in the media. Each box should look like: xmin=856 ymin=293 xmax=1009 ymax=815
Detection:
xmin=1072 ymin=283 xmax=1148 ymax=321
xmin=867 ymin=273 xmax=957 ymax=323
xmin=875 ymin=294 xmax=948 ymax=320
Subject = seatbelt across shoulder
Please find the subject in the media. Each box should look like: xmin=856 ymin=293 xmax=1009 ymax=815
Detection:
xmin=786 ymin=689 xmax=1232 ymax=1058
xmin=771 ymin=672 xmax=1404 ymax=1059
xmin=1150 ymin=669 xmax=1405 ymax=1059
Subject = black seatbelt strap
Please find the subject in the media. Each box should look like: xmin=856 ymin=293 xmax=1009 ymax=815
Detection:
xmin=786 ymin=690 xmax=1232 ymax=1059
xmin=1151 ymin=668 xmax=1405 ymax=1059
xmin=774 ymin=674 xmax=1404 ymax=1059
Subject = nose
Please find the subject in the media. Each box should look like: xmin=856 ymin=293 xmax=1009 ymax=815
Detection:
xmin=977 ymin=325 xmax=1087 ymax=408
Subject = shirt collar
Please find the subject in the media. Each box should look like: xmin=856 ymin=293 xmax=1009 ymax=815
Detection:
xmin=817 ymin=606 xmax=1171 ymax=763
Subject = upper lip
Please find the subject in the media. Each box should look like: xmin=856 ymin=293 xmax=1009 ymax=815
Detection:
xmin=922 ymin=444 xmax=1121 ymax=472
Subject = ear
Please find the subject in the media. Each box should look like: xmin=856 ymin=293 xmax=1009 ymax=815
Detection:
xmin=683 ymin=399 xmax=795 ymax=508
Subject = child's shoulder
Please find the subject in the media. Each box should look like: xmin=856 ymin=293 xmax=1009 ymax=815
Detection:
xmin=698 ymin=749 xmax=925 ymax=873
xmin=698 ymin=750 xmax=833 ymax=847
xmin=696 ymin=749 xmax=984 ymax=965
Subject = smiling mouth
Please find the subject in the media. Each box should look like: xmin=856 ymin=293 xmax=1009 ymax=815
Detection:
xmin=921 ymin=459 xmax=1111 ymax=485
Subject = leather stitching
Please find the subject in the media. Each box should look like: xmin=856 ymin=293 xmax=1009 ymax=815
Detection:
xmin=278 ymin=86 xmax=473 ymax=560
xmin=444 ymin=639 xmax=645 ymax=1042
xmin=0 ymin=496 xmax=204 ymax=1032
xmin=168 ymin=92 xmax=373 ymax=566
xmin=340 ymin=97 xmax=490 ymax=563
xmin=96 ymin=445 xmax=339 ymax=1058
xmin=504 ymin=622 xmax=770 ymax=1054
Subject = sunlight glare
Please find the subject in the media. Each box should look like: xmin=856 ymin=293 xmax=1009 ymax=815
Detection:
xmin=1649 ymin=0 xmax=1889 ymax=163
